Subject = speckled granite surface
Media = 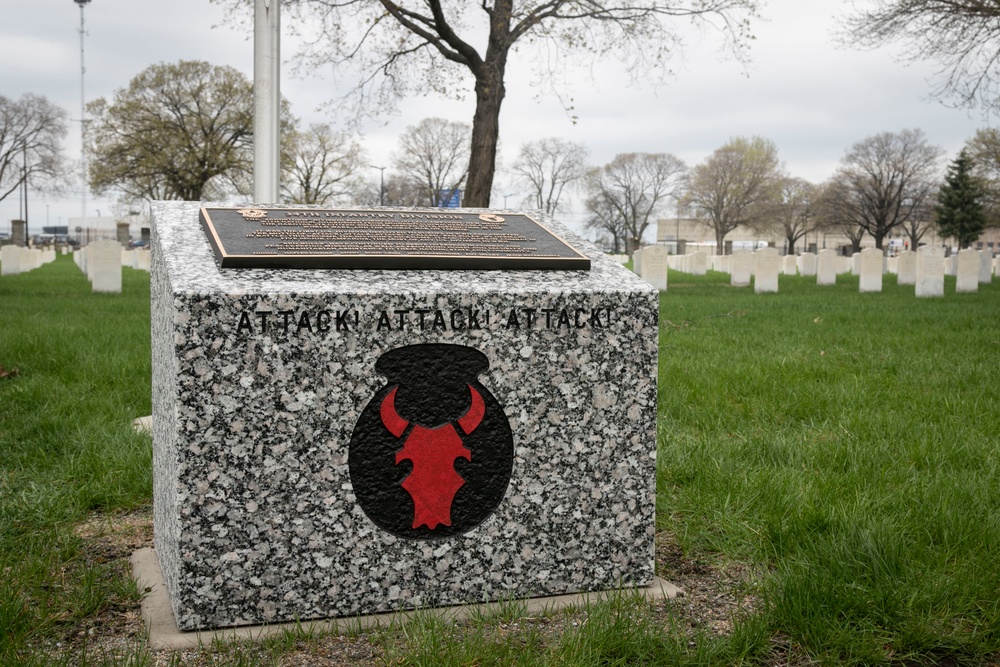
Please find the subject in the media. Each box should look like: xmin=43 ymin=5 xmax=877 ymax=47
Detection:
xmin=151 ymin=201 xmax=658 ymax=631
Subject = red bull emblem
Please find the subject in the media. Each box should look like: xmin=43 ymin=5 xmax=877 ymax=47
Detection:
xmin=349 ymin=344 xmax=513 ymax=539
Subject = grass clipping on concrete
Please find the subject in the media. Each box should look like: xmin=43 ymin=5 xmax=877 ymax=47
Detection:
xmin=2 ymin=257 xmax=1000 ymax=666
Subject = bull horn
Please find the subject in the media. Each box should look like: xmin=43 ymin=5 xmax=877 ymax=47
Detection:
xmin=458 ymin=384 xmax=485 ymax=435
xmin=380 ymin=386 xmax=408 ymax=438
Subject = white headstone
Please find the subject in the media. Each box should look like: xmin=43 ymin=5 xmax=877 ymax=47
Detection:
xmin=689 ymin=251 xmax=708 ymax=276
xmin=781 ymin=255 xmax=798 ymax=275
xmin=1 ymin=245 xmax=24 ymax=275
xmin=945 ymin=255 xmax=957 ymax=276
xmin=896 ymin=251 xmax=916 ymax=285
xmin=816 ymin=249 xmax=838 ymax=286
xmin=859 ymin=248 xmax=883 ymax=293
xmin=887 ymin=257 xmax=898 ymax=274
xmin=632 ymin=247 xmax=644 ymax=275
xmin=915 ymin=246 xmax=945 ymax=297
xmin=754 ymin=247 xmax=780 ymax=293
xmin=851 ymin=253 xmax=862 ymax=276
xmin=955 ymin=248 xmax=979 ymax=293
xmin=731 ymin=249 xmax=752 ymax=286
xmin=978 ymin=250 xmax=992 ymax=284
xmin=797 ymin=252 xmax=817 ymax=277
xmin=640 ymin=245 xmax=669 ymax=291
xmin=137 ymin=249 xmax=151 ymax=272
xmin=88 ymin=239 xmax=123 ymax=293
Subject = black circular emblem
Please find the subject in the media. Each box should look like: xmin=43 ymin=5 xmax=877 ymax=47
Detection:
xmin=348 ymin=344 xmax=514 ymax=539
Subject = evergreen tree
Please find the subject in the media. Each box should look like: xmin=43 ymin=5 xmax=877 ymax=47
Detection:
xmin=935 ymin=150 xmax=986 ymax=249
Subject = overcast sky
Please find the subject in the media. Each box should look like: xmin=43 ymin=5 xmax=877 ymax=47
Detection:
xmin=0 ymin=0 xmax=990 ymax=238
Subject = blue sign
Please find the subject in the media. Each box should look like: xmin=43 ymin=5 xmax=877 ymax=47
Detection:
xmin=437 ymin=188 xmax=461 ymax=208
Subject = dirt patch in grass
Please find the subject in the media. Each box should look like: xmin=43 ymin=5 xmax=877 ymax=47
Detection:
xmin=54 ymin=510 xmax=767 ymax=665
xmin=654 ymin=532 xmax=763 ymax=637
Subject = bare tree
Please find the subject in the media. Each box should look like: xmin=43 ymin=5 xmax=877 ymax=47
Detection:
xmin=963 ymin=127 xmax=1000 ymax=224
xmin=829 ymin=129 xmax=943 ymax=251
xmin=684 ymin=136 xmax=783 ymax=255
xmin=763 ymin=177 xmax=821 ymax=255
xmin=583 ymin=192 xmax=627 ymax=253
xmin=585 ymin=152 xmax=687 ymax=256
xmin=815 ymin=176 xmax=867 ymax=254
xmin=282 ymin=123 xmax=367 ymax=205
xmin=392 ymin=118 xmax=470 ymax=207
xmin=510 ymin=137 xmax=588 ymax=214
xmin=0 ymin=93 xmax=68 ymax=205
xmin=840 ymin=1 xmax=1000 ymax=111
xmin=899 ymin=203 xmax=936 ymax=251
xmin=215 ymin=0 xmax=759 ymax=207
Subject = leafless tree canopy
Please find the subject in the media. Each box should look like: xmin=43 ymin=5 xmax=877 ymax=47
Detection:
xmin=815 ymin=177 xmax=871 ymax=254
xmin=585 ymin=152 xmax=687 ymax=255
xmin=583 ymin=191 xmax=628 ymax=253
xmin=963 ymin=127 xmax=1000 ymax=224
xmin=510 ymin=137 xmax=588 ymax=215
xmin=684 ymin=136 xmax=782 ymax=255
xmin=282 ymin=123 xmax=367 ymax=205
xmin=0 ymin=93 xmax=68 ymax=205
xmin=840 ymin=0 xmax=1000 ymax=110
xmin=764 ymin=177 xmax=821 ymax=255
xmin=823 ymin=129 xmax=943 ymax=250
xmin=215 ymin=0 xmax=759 ymax=206
xmin=392 ymin=117 xmax=471 ymax=207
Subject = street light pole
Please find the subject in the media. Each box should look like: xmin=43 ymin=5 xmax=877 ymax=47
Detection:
xmin=22 ymin=150 xmax=28 ymax=236
xmin=371 ymin=165 xmax=386 ymax=206
xmin=74 ymin=0 xmax=91 ymax=227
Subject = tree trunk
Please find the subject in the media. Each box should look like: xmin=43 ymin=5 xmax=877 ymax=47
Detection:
xmin=787 ymin=236 xmax=796 ymax=255
xmin=715 ymin=229 xmax=726 ymax=256
xmin=465 ymin=64 xmax=506 ymax=208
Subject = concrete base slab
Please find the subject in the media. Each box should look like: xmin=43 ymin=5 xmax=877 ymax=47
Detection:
xmin=131 ymin=547 xmax=683 ymax=650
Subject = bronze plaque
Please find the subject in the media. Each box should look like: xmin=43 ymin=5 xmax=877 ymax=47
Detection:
xmin=200 ymin=207 xmax=591 ymax=270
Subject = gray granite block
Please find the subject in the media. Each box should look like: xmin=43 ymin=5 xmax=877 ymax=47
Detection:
xmin=151 ymin=201 xmax=659 ymax=630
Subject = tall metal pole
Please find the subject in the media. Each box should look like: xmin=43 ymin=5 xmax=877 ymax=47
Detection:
xmin=254 ymin=0 xmax=280 ymax=203
xmin=371 ymin=165 xmax=386 ymax=206
xmin=75 ymin=0 xmax=91 ymax=227
xmin=22 ymin=150 xmax=28 ymax=235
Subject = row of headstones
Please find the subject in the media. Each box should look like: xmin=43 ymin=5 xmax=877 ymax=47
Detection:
xmin=0 ymin=245 xmax=57 ymax=275
xmin=628 ymin=247 xmax=714 ymax=279
xmin=630 ymin=245 xmax=995 ymax=296
xmin=72 ymin=239 xmax=151 ymax=293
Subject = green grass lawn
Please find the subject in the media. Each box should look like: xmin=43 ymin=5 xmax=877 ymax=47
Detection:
xmin=0 ymin=254 xmax=151 ymax=666
xmin=1 ymin=257 xmax=999 ymax=666
xmin=658 ymin=270 xmax=1000 ymax=665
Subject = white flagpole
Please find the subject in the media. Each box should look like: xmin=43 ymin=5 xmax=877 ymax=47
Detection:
xmin=253 ymin=0 xmax=280 ymax=203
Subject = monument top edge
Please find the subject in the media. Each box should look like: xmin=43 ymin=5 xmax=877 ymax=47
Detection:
xmin=150 ymin=201 xmax=656 ymax=296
